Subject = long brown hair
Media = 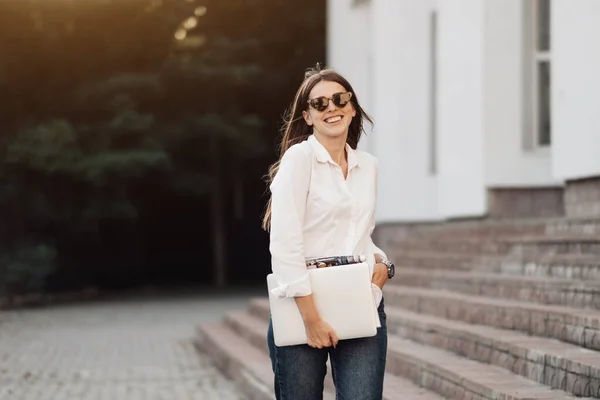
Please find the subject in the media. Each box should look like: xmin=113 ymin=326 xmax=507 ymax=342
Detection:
xmin=261 ymin=64 xmax=373 ymax=231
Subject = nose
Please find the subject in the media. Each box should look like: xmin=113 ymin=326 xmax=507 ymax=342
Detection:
xmin=326 ymin=98 xmax=337 ymax=112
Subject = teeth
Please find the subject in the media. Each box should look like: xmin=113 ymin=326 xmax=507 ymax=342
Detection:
xmin=326 ymin=116 xmax=342 ymax=123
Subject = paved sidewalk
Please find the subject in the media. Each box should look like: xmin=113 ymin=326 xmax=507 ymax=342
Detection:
xmin=0 ymin=288 xmax=262 ymax=400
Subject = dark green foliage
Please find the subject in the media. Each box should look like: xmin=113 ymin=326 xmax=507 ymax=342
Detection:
xmin=0 ymin=0 xmax=325 ymax=293
xmin=0 ymin=242 xmax=56 ymax=296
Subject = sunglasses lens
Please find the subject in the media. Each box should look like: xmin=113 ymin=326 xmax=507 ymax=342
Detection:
xmin=309 ymin=98 xmax=328 ymax=111
xmin=333 ymin=92 xmax=352 ymax=107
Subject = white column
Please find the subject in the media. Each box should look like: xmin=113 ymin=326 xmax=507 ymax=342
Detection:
xmin=552 ymin=0 xmax=600 ymax=180
xmin=371 ymin=0 xmax=439 ymax=222
xmin=436 ymin=0 xmax=486 ymax=218
xmin=483 ymin=0 xmax=560 ymax=187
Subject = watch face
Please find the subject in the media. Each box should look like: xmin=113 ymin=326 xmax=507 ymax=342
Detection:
xmin=387 ymin=263 xmax=395 ymax=278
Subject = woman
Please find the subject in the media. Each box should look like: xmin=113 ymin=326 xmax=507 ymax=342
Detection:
xmin=262 ymin=65 xmax=395 ymax=400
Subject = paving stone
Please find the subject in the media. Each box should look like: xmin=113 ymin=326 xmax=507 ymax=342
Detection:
xmin=0 ymin=292 xmax=255 ymax=400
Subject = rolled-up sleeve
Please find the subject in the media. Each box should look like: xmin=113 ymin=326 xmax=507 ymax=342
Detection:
xmin=269 ymin=145 xmax=312 ymax=298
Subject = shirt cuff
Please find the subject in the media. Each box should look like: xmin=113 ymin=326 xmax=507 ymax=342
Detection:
xmin=270 ymin=273 xmax=312 ymax=298
xmin=371 ymin=283 xmax=382 ymax=328
xmin=371 ymin=283 xmax=383 ymax=307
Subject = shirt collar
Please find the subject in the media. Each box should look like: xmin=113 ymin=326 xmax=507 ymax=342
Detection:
xmin=307 ymin=134 xmax=359 ymax=169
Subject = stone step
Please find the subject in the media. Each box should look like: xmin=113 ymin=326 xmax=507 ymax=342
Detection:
xmin=244 ymin=298 xmax=591 ymax=399
xmin=546 ymin=218 xmax=600 ymax=236
xmin=391 ymin=234 xmax=600 ymax=260
xmin=499 ymin=253 xmax=600 ymax=280
xmin=499 ymin=235 xmax=600 ymax=257
xmin=396 ymin=267 xmax=600 ymax=309
xmin=386 ymin=336 xmax=589 ymax=400
xmin=383 ymin=286 xmax=600 ymax=351
xmin=377 ymin=218 xmax=547 ymax=243
xmin=195 ymin=322 xmax=280 ymax=400
xmin=224 ymin=310 xmax=444 ymax=400
xmin=250 ymin=298 xmax=600 ymax=397
xmin=248 ymin=297 xmax=600 ymax=397
xmin=385 ymin=307 xmax=600 ymax=397
xmin=386 ymin=250 xmax=477 ymax=270
xmin=195 ymin=322 xmax=336 ymax=400
xmin=391 ymin=249 xmax=600 ymax=277
xmin=392 ymin=238 xmax=509 ymax=255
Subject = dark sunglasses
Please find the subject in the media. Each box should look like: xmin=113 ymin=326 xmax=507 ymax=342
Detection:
xmin=307 ymin=92 xmax=353 ymax=112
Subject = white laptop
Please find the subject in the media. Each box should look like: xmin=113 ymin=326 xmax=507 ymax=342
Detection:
xmin=267 ymin=262 xmax=378 ymax=347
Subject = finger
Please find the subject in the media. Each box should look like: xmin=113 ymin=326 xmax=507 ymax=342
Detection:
xmin=330 ymin=331 xmax=339 ymax=348
xmin=330 ymin=332 xmax=339 ymax=348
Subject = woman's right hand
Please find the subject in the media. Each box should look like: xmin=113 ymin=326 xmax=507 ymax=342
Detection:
xmin=294 ymin=294 xmax=338 ymax=349
xmin=304 ymin=318 xmax=339 ymax=349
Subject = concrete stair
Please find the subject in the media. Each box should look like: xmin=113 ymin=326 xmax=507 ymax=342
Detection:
xmin=196 ymin=307 xmax=444 ymax=400
xmin=195 ymin=217 xmax=600 ymax=398
xmin=196 ymin=294 xmax=593 ymax=400
xmin=498 ymin=253 xmax=600 ymax=280
xmin=196 ymin=322 xmax=284 ymax=400
xmin=501 ymin=235 xmax=600 ymax=257
xmin=386 ymin=250 xmax=480 ymax=271
xmin=546 ymin=218 xmax=600 ymax=235
xmin=391 ymin=234 xmax=600 ymax=261
xmin=376 ymin=218 xmax=548 ymax=242
xmin=249 ymin=298 xmax=600 ymax=397
xmin=391 ymin=238 xmax=508 ymax=255
xmin=384 ymin=285 xmax=600 ymax=351
xmin=396 ymin=267 xmax=600 ymax=309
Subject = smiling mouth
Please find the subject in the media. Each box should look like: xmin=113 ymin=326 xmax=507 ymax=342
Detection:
xmin=325 ymin=115 xmax=343 ymax=124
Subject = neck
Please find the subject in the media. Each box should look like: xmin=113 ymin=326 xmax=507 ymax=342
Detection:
xmin=313 ymin=132 xmax=348 ymax=165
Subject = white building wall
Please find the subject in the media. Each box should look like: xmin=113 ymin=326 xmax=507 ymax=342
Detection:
xmin=552 ymin=0 xmax=600 ymax=181
xmin=326 ymin=0 xmax=374 ymax=154
xmin=327 ymin=0 xmax=600 ymax=223
xmin=371 ymin=0 xmax=439 ymax=222
xmin=436 ymin=0 xmax=486 ymax=218
xmin=483 ymin=0 xmax=559 ymax=187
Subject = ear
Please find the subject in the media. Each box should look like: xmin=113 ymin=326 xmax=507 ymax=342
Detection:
xmin=302 ymin=110 xmax=313 ymax=126
xmin=351 ymin=104 xmax=357 ymax=118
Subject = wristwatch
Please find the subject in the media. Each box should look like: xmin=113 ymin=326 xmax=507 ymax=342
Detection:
xmin=378 ymin=259 xmax=395 ymax=279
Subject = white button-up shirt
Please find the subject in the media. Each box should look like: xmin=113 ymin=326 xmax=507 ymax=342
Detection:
xmin=269 ymin=134 xmax=387 ymax=302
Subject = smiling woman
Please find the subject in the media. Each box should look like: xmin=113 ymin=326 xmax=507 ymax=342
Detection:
xmin=261 ymin=65 xmax=394 ymax=399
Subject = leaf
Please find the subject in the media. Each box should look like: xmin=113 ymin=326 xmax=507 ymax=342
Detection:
xmin=77 ymin=149 xmax=170 ymax=184
xmin=0 ymin=242 xmax=57 ymax=293
xmin=108 ymin=109 xmax=155 ymax=132
xmin=4 ymin=119 xmax=83 ymax=174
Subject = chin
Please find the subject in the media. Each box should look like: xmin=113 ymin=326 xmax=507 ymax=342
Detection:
xmin=318 ymin=125 xmax=349 ymax=138
xmin=320 ymin=131 xmax=346 ymax=140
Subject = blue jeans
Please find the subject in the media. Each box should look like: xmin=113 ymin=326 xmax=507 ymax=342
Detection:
xmin=267 ymin=297 xmax=387 ymax=400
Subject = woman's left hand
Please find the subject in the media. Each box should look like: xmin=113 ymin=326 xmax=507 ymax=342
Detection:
xmin=372 ymin=262 xmax=388 ymax=289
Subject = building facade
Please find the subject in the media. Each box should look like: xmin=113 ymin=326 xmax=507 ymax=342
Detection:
xmin=327 ymin=0 xmax=600 ymax=223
